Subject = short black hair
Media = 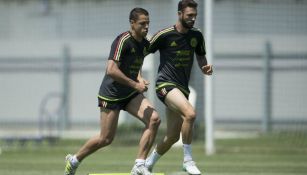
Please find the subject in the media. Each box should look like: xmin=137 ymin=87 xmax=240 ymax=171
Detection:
xmin=178 ymin=0 xmax=198 ymax=12
xmin=129 ymin=7 xmax=149 ymax=22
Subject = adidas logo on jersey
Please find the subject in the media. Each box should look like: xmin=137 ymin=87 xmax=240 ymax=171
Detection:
xmin=170 ymin=41 xmax=177 ymax=47
xmin=131 ymin=48 xmax=136 ymax=53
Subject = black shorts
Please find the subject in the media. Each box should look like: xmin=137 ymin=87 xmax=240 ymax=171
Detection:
xmin=156 ymin=84 xmax=189 ymax=104
xmin=98 ymin=92 xmax=140 ymax=110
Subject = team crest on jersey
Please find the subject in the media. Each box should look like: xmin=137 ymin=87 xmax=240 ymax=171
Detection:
xmin=190 ymin=38 xmax=197 ymax=48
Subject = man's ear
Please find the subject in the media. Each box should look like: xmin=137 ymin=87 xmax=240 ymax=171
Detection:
xmin=130 ymin=19 xmax=135 ymax=25
xmin=178 ymin=10 xmax=183 ymax=14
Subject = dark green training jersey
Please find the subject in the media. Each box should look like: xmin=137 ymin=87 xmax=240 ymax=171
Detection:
xmin=148 ymin=26 xmax=206 ymax=95
xmin=98 ymin=31 xmax=150 ymax=101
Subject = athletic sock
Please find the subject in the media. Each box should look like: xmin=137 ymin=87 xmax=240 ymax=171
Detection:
xmin=183 ymin=144 xmax=193 ymax=162
xmin=70 ymin=155 xmax=80 ymax=167
xmin=135 ymin=159 xmax=145 ymax=166
xmin=145 ymin=149 xmax=161 ymax=167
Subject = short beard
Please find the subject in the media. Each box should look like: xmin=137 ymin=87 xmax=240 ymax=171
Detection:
xmin=180 ymin=18 xmax=194 ymax=29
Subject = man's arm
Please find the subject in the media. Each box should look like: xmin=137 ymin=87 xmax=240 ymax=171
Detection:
xmin=137 ymin=70 xmax=149 ymax=91
xmin=106 ymin=60 xmax=148 ymax=93
xmin=196 ymin=54 xmax=213 ymax=75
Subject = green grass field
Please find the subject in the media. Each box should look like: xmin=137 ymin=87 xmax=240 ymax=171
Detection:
xmin=0 ymin=133 xmax=306 ymax=175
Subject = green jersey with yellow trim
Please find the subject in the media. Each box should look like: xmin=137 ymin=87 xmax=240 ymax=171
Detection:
xmin=98 ymin=31 xmax=150 ymax=101
xmin=149 ymin=26 xmax=206 ymax=94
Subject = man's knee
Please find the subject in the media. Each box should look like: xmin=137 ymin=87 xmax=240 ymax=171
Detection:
xmin=97 ymin=136 xmax=114 ymax=147
xmin=167 ymin=134 xmax=180 ymax=144
xmin=184 ymin=110 xmax=196 ymax=122
xmin=150 ymin=111 xmax=161 ymax=127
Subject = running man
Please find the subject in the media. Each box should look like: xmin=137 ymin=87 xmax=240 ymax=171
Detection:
xmin=145 ymin=0 xmax=213 ymax=174
xmin=64 ymin=8 xmax=160 ymax=175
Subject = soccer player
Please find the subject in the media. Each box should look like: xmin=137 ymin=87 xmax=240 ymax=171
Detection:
xmin=64 ymin=8 xmax=161 ymax=175
xmin=145 ymin=0 xmax=213 ymax=174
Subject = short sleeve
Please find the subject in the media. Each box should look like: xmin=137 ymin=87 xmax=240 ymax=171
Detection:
xmin=148 ymin=32 xmax=164 ymax=53
xmin=108 ymin=33 xmax=129 ymax=62
xmin=195 ymin=32 xmax=206 ymax=56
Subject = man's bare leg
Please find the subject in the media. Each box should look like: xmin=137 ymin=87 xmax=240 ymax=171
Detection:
xmin=64 ymin=109 xmax=120 ymax=175
xmin=126 ymin=94 xmax=160 ymax=175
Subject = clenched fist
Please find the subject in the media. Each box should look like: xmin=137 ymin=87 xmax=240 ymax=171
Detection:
xmin=201 ymin=64 xmax=213 ymax=75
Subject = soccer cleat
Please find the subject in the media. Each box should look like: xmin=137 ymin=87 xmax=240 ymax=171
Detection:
xmin=64 ymin=154 xmax=79 ymax=175
xmin=183 ymin=160 xmax=201 ymax=175
xmin=131 ymin=164 xmax=152 ymax=175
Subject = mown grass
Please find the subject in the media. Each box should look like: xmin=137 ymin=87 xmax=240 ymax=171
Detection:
xmin=0 ymin=132 xmax=306 ymax=175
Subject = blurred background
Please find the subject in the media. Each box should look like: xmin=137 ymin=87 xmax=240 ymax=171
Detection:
xmin=0 ymin=0 xmax=307 ymax=147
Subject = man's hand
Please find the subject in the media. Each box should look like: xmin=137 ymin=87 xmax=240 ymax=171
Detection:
xmin=140 ymin=78 xmax=150 ymax=86
xmin=135 ymin=78 xmax=149 ymax=93
xmin=201 ymin=64 xmax=213 ymax=75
